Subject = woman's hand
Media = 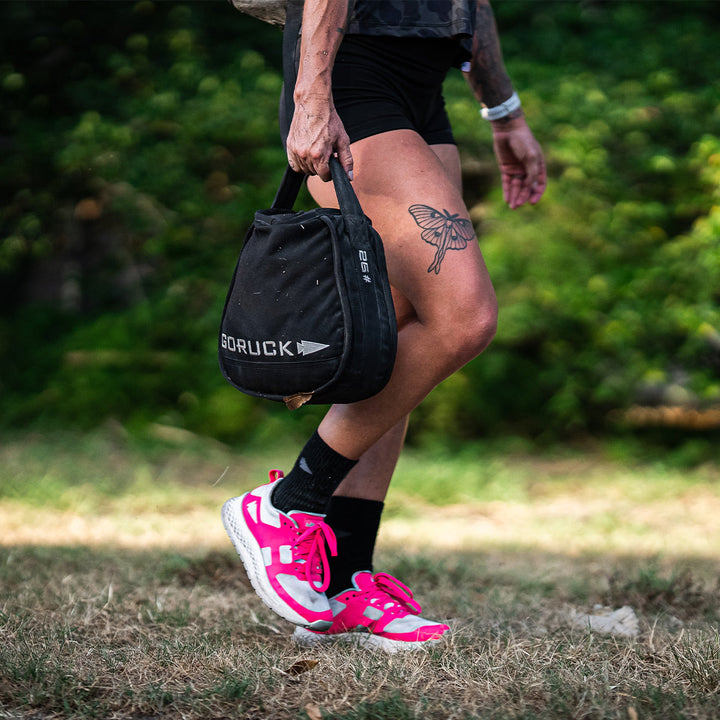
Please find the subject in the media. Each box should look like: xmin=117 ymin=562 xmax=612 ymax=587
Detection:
xmin=490 ymin=115 xmax=547 ymax=209
xmin=286 ymin=93 xmax=353 ymax=182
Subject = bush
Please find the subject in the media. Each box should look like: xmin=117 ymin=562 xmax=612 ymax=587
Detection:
xmin=1 ymin=1 xmax=719 ymax=449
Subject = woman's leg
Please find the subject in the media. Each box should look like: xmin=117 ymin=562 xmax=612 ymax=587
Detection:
xmin=316 ymin=141 xmax=463 ymax=504
xmin=290 ymin=132 xmax=490 ymax=634
xmin=309 ymin=129 xmax=497 ymax=462
xmin=221 ymin=131 xmax=493 ymax=630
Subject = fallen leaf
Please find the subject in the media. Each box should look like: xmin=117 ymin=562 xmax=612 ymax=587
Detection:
xmin=284 ymin=392 xmax=313 ymax=410
xmin=285 ymin=659 xmax=319 ymax=676
xmin=628 ymin=708 xmax=638 ymax=720
xmin=305 ymin=702 xmax=323 ymax=720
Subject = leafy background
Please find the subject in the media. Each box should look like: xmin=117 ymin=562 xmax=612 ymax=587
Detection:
xmin=1 ymin=0 xmax=719 ymax=455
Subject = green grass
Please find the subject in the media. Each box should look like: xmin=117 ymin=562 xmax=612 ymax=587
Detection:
xmin=1 ymin=428 xmax=719 ymax=719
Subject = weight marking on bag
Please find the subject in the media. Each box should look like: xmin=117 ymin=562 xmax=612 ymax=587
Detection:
xmin=358 ymin=249 xmax=372 ymax=281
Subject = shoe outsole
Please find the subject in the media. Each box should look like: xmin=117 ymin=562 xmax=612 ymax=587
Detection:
xmin=293 ymin=626 xmax=446 ymax=653
xmin=222 ymin=495 xmax=332 ymax=631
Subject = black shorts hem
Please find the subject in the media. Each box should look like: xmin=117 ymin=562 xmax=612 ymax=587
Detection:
xmin=345 ymin=121 xmax=456 ymax=147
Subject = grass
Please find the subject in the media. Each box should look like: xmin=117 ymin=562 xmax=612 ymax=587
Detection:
xmin=1 ymin=427 xmax=720 ymax=719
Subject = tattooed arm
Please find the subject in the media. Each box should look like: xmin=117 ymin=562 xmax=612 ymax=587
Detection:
xmin=466 ymin=0 xmax=546 ymax=208
xmin=466 ymin=0 xmax=516 ymax=111
xmin=286 ymin=0 xmax=353 ymax=182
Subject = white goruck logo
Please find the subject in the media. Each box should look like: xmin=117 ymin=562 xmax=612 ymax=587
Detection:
xmin=221 ymin=335 xmax=330 ymax=358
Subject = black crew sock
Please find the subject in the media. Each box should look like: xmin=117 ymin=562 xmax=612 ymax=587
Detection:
xmin=271 ymin=430 xmax=357 ymax=515
xmin=324 ymin=495 xmax=384 ymax=598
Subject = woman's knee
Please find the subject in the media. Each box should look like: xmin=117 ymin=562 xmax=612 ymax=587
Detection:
xmin=433 ymin=293 xmax=498 ymax=371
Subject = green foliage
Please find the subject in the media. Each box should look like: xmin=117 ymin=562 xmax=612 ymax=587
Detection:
xmin=1 ymin=1 xmax=719 ymax=448
xmin=0 ymin=1 xmax=286 ymax=436
xmin=441 ymin=1 xmax=720 ymax=439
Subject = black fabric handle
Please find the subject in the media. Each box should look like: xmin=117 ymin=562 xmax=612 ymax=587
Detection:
xmin=273 ymin=0 xmax=310 ymax=211
xmin=279 ymin=0 xmax=303 ymax=149
xmin=271 ymin=165 xmax=305 ymax=209
xmin=271 ymin=159 xmax=365 ymax=224
xmin=329 ymin=156 xmax=364 ymax=220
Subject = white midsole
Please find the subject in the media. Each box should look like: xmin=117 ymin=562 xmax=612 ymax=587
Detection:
xmin=293 ymin=626 xmax=444 ymax=653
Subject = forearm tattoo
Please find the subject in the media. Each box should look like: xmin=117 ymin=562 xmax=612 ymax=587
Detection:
xmin=471 ymin=0 xmax=514 ymax=107
xmin=408 ymin=204 xmax=475 ymax=275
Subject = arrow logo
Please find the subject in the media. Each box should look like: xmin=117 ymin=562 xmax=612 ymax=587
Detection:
xmin=296 ymin=340 xmax=330 ymax=356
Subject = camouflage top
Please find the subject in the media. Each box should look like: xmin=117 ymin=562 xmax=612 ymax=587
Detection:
xmin=347 ymin=0 xmax=476 ymax=39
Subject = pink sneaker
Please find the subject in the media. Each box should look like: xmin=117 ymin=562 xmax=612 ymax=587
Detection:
xmin=293 ymin=571 xmax=450 ymax=652
xmin=222 ymin=470 xmax=336 ymax=630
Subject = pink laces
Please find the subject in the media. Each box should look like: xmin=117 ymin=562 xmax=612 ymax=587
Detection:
xmin=372 ymin=572 xmax=422 ymax=615
xmin=293 ymin=518 xmax=337 ymax=593
xmin=268 ymin=468 xmax=337 ymax=593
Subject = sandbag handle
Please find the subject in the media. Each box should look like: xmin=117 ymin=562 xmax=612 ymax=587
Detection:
xmin=271 ymin=165 xmax=305 ymax=209
xmin=271 ymin=156 xmax=365 ymax=223
xmin=329 ymin=155 xmax=364 ymax=220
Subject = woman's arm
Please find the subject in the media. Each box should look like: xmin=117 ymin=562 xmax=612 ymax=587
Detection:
xmin=285 ymin=0 xmax=353 ymax=181
xmin=466 ymin=0 xmax=546 ymax=208
xmin=466 ymin=0 xmax=516 ymax=110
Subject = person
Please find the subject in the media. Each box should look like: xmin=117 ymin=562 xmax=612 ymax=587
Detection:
xmin=222 ymin=0 xmax=546 ymax=652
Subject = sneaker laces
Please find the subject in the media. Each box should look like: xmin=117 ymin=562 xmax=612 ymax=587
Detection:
xmin=293 ymin=517 xmax=337 ymax=593
xmin=369 ymin=572 xmax=422 ymax=616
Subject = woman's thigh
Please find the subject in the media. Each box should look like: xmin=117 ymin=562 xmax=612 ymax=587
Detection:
xmin=308 ymin=130 xmax=495 ymax=328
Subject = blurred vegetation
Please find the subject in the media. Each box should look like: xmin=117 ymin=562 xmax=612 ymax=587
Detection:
xmin=1 ymin=1 xmax=719 ymax=453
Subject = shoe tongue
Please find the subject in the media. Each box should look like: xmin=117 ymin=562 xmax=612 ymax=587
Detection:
xmin=351 ymin=570 xmax=375 ymax=591
xmin=287 ymin=509 xmax=324 ymax=525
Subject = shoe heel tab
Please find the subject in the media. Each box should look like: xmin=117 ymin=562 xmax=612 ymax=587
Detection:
xmin=268 ymin=469 xmax=285 ymax=483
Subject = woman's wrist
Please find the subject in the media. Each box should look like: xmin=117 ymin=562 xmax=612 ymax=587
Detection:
xmin=489 ymin=107 xmax=527 ymax=130
xmin=480 ymin=91 xmax=521 ymax=121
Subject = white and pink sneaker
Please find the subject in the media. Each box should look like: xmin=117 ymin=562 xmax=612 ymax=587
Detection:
xmin=293 ymin=571 xmax=450 ymax=652
xmin=222 ymin=470 xmax=336 ymax=630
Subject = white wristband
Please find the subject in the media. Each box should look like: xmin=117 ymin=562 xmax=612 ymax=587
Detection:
xmin=480 ymin=91 xmax=521 ymax=121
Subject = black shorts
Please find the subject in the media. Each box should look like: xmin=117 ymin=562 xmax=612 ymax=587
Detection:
xmin=332 ymin=35 xmax=461 ymax=146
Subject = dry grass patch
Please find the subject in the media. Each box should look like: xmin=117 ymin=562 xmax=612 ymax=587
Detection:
xmin=1 ymin=430 xmax=720 ymax=718
xmin=1 ymin=545 xmax=719 ymax=719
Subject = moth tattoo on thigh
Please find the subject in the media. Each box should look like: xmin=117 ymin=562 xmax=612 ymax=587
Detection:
xmin=408 ymin=204 xmax=475 ymax=274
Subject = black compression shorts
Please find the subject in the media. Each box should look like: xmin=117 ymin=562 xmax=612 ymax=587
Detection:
xmin=331 ymin=35 xmax=461 ymax=146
